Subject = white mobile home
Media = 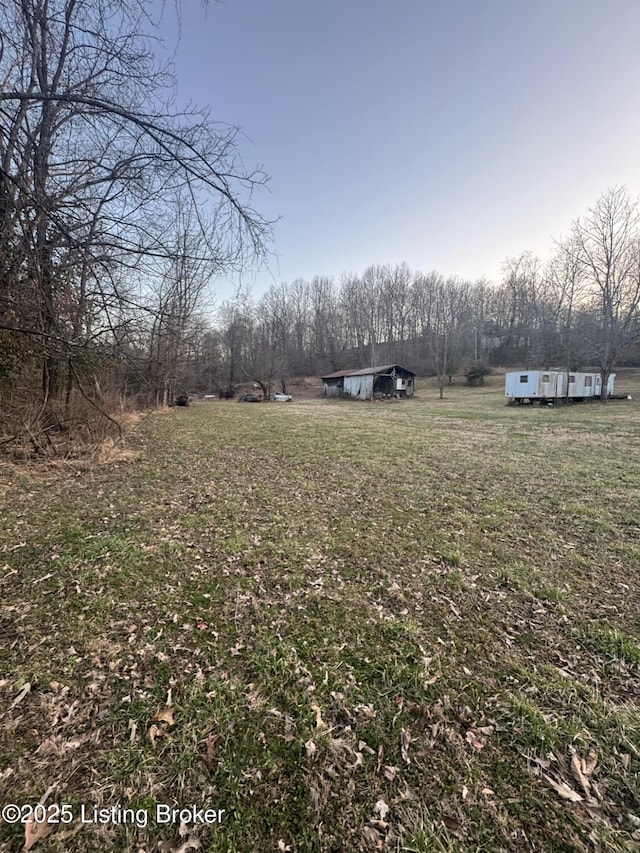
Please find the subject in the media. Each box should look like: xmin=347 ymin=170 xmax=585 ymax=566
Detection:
xmin=505 ymin=371 xmax=615 ymax=404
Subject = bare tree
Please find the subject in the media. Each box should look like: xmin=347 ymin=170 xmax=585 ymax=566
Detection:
xmin=544 ymin=238 xmax=589 ymax=382
xmin=570 ymin=187 xmax=640 ymax=399
xmin=219 ymin=289 xmax=254 ymax=391
xmin=0 ymin=0 xmax=269 ymax=446
xmin=427 ymin=277 xmax=471 ymax=398
xmin=308 ymin=276 xmax=346 ymax=373
xmin=147 ymin=197 xmax=216 ymax=405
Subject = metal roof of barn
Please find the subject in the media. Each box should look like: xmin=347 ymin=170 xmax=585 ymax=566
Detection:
xmin=321 ymin=369 xmax=354 ymax=379
xmin=322 ymin=364 xmax=416 ymax=379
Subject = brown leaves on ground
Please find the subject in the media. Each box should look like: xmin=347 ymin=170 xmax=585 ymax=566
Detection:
xmin=543 ymin=775 xmax=584 ymax=803
xmin=23 ymin=809 xmax=56 ymax=851
xmin=570 ymin=748 xmax=599 ymax=798
xmin=22 ymin=787 xmax=62 ymax=852
xmin=153 ymin=705 xmax=176 ymax=727
xmin=199 ymin=730 xmax=219 ymax=772
xmin=310 ymin=701 xmax=327 ymax=730
xmin=465 ymin=725 xmax=494 ymax=751
xmin=542 ymin=748 xmax=601 ymax=805
xmin=400 ymin=729 xmax=411 ymax=764
xmin=10 ymin=681 xmax=32 ymax=710
xmin=148 ymin=705 xmax=176 ymax=745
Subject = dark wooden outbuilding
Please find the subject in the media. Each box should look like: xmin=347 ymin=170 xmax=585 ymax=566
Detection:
xmin=321 ymin=364 xmax=416 ymax=400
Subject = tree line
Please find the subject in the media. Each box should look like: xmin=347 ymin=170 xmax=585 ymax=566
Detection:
xmin=185 ymin=185 xmax=640 ymax=402
xmin=1 ymin=2 xmax=640 ymax=455
xmin=0 ymin=0 xmax=269 ymax=452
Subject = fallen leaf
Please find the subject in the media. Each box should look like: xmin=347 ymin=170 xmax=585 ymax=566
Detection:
xmin=35 ymin=738 xmax=61 ymax=758
xmin=361 ymin=826 xmax=383 ymax=849
xmin=442 ymin=815 xmax=464 ymax=837
xmin=245 ymin=685 xmax=266 ymax=711
xmin=310 ymin=786 xmax=321 ymax=814
xmin=543 ymin=774 xmax=583 ymax=802
xmin=305 ymin=738 xmax=317 ymax=758
xmin=373 ymin=799 xmax=390 ymax=820
xmin=10 ymin=682 xmax=32 ymax=710
xmin=383 ymin=765 xmax=398 ymax=781
xmin=358 ymin=740 xmax=376 ymax=756
xmin=128 ymin=719 xmax=138 ymax=743
xmin=148 ymin=723 xmax=166 ymax=745
xmin=570 ymin=750 xmax=591 ymax=796
xmin=23 ymin=805 xmax=57 ymax=851
xmin=465 ymin=730 xmax=487 ymax=751
xmin=310 ymin=702 xmax=326 ymax=729
xmin=400 ymin=729 xmax=411 ymax=764
xmin=525 ymin=753 xmax=551 ymax=770
xmin=199 ymin=732 xmax=218 ymax=772
xmin=170 ymin=838 xmax=201 ymax=853
xmin=582 ymin=748 xmax=598 ymax=777
xmin=152 ymin=706 xmax=176 ymax=727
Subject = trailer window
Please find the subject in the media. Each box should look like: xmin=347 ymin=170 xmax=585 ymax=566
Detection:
xmin=519 ymin=375 xmax=528 ymax=383
xmin=585 ymin=376 xmax=592 ymax=387
xmin=569 ymin=374 xmax=575 ymax=383
xmin=542 ymin=374 xmax=550 ymax=382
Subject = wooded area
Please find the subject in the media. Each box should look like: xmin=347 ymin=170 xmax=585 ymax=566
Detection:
xmin=158 ymin=185 xmax=640 ymax=404
xmin=2 ymin=1 xmax=640 ymax=455
xmin=0 ymin=0 xmax=269 ymax=452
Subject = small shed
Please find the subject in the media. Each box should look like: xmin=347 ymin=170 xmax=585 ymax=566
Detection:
xmin=322 ymin=365 xmax=416 ymax=401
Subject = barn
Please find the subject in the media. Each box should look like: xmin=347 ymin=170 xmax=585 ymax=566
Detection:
xmin=321 ymin=364 xmax=416 ymax=400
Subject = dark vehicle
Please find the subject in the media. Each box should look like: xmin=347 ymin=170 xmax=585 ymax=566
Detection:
xmin=174 ymin=394 xmax=190 ymax=406
xmin=238 ymin=394 xmax=262 ymax=403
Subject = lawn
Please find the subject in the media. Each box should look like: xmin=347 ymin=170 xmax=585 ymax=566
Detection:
xmin=1 ymin=377 xmax=639 ymax=852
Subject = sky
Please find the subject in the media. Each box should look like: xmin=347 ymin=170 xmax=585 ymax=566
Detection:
xmin=154 ymin=0 xmax=640 ymax=300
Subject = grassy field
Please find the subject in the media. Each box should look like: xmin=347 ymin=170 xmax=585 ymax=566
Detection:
xmin=1 ymin=376 xmax=640 ymax=852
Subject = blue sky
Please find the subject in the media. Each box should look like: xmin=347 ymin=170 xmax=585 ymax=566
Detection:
xmin=156 ymin=0 xmax=640 ymax=299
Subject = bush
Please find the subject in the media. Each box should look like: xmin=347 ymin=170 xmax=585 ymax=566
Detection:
xmin=465 ymin=365 xmax=492 ymax=386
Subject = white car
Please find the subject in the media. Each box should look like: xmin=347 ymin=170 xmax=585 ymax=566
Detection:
xmin=273 ymin=393 xmax=292 ymax=402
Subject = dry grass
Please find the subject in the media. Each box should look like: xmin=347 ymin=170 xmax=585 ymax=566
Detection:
xmin=1 ymin=375 xmax=639 ymax=852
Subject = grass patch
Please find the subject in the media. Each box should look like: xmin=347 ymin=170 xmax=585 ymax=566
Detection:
xmin=1 ymin=382 xmax=640 ymax=850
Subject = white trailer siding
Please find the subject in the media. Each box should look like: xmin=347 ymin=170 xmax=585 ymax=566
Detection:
xmin=505 ymin=371 xmax=538 ymax=399
xmin=569 ymin=373 xmax=586 ymax=397
xmin=539 ymin=372 xmax=559 ymax=398
xmin=505 ymin=370 xmax=616 ymax=402
xmin=582 ymin=374 xmax=596 ymax=398
xmin=505 ymin=371 xmax=560 ymax=400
